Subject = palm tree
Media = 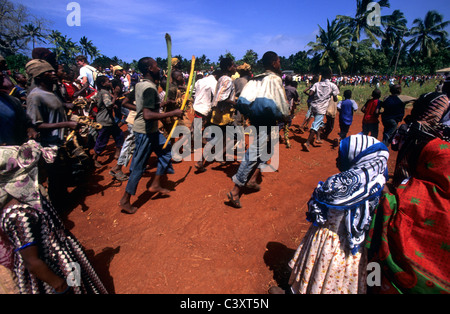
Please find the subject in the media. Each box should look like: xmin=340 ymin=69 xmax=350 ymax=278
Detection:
xmin=48 ymin=30 xmax=81 ymax=65
xmin=307 ymin=19 xmax=351 ymax=75
xmin=88 ymin=45 xmax=101 ymax=62
xmin=23 ymin=23 xmax=46 ymax=49
xmin=79 ymin=36 xmax=99 ymax=62
xmin=409 ymin=10 xmax=449 ymax=59
xmin=380 ymin=10 xmax=409 ymax=73
xmin=337 ymin=0 xmax=390 ymax=46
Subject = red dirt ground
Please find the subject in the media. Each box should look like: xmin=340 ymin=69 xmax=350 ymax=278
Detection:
xmin=62 ymin=110 xmax=399 ymax=294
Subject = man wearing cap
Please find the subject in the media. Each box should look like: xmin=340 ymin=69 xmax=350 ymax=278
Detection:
xmin=26 ymin=59 xmax=79 ymax=208
xmin=26 ymin=59 xmax=77 ymax=147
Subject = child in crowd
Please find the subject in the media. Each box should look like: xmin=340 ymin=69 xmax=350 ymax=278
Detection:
xmin=337 ymin=89 xmax=358 ymax=140
xmin=92 ymin=76 xmax=124 ymax=168
xmin=361 ymin=88 xmax=381 ymax=139
xmin=378 ymin=84 xmax=405 ymax=147
xmin=298 ymin=75 xmax=318 ymax=133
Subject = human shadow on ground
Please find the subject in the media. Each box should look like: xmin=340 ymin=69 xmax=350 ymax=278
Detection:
xmin=263 ymin=242 xmax=296 ymax=290
xmin=85 ymin=246 xmax=121 ymax=294
xmin=131 ymin=165 xmax=193 ymax=208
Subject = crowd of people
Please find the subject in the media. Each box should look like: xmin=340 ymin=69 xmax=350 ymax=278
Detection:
xmin=287 ymin=73 xmax=439 ymax=89
xmin=0 ymin=47 xmax=449 ymax=294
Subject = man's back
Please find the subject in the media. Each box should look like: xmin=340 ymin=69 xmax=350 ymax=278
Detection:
xmin=236 ymin=71 xmax=289 ymax=126
xmin=193 ymin=75 xmax=217 ymax=116
xmin=380 ymin=95 xmax=405 ymax=122
xmin=310 ymin=80 xmax=339 ymax=114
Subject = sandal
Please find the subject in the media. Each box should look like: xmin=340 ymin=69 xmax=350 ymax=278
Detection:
xmin=227 ymin=192 xmax=242 ymax=208
xmin=194 ymin=162 xmax=207 ymax=173
xmin=109 ymin=170 xmax=129 ymax=181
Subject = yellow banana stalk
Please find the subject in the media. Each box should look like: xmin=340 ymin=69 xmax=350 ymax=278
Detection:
xmin=162 ymin=55 xmax=196 ymax=149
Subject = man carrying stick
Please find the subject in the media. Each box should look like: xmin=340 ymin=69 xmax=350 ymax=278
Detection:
xmin=119 ymin=57 xmax=183 ymax=214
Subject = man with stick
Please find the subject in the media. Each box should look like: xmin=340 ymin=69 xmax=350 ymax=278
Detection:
xmin=118 ymin=57 xmax=183 ymax=214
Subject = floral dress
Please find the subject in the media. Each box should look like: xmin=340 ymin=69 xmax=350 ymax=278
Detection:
xmin=288 ymin=209 xmax=368 ymax=294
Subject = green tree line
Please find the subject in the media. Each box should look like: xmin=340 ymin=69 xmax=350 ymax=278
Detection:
xmin=1 ymin=0 xmax=448 ymax=75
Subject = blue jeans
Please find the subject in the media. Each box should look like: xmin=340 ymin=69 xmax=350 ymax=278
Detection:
xmin=125 ymin=132 xmax=174 ymax=195
xmin=232 ymin=126 xmax=272 ymax=187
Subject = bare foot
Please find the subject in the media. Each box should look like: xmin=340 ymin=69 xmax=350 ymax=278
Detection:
xmin=148 ymin=186 xmax=171 ymax=195
xmin=118 ymin=200 xmax=138 ymax=214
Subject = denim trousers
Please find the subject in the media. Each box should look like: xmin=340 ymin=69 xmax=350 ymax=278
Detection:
xmin=125 ymin=131 xmax=174 ymax=195
xmin=232 ymin=126 xmax=272 ymax=187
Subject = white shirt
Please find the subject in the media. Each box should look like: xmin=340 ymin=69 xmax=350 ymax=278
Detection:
xmin=309 ymin=79 xmax=340 ymax=115
xmin=193 ymin=75 xmax=217 ymax=116
xmin=78 ymin=65 xmax=94 ymax=87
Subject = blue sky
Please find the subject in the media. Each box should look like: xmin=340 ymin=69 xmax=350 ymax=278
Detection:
xmin=14 ymin=0 xmax=450 ymax=63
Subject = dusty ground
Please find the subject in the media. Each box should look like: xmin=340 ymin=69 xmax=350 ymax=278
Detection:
xmin=62 ymin=110 xmax=399 ymax=294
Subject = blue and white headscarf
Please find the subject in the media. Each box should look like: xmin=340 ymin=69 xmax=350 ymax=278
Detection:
xmin=307 ymin=134 xmax=389 ymax=255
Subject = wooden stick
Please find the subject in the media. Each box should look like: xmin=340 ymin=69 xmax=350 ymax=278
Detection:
xmin=162 ymin=55 xmax=196 ymax=149
xmin=164 ymin=33 xmax=172 ymax=102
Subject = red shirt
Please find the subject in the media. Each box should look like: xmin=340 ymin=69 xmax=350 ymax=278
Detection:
xmin=362 ymin=99 xmax=380 ymax=124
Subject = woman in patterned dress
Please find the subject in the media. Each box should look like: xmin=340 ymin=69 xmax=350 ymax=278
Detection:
xmin=367 ymin=92 xmax=450 ymax=294
xmin=270 ymin=134 xmax=389 ymax=294
xmin=0 ymin=140 xmax=107 ymax=294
